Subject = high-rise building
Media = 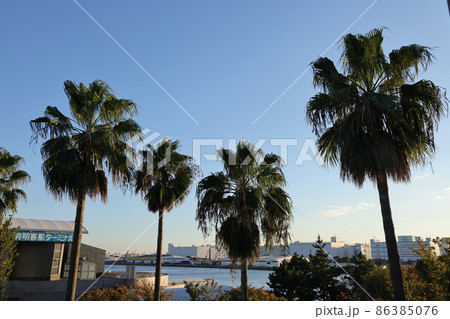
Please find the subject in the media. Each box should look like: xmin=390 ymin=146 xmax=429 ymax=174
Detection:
xmin=370 ymin=236 xmax=440 ymax=262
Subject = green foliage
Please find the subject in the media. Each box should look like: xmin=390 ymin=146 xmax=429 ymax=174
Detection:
xmin=30 ymin=80 xmax=141 ymax=204
xmin=80 ymin=285 xmax=136 ymax=301
xmin=269 ymin=238 xmax=449 ymax=301
xmin=350 ymin=245 xmax=449 ymax=302
xmin=0 ymin=148 xmax=30 ymax=216
xmin=219 ymin=286 xmax=286 ymax=301
xmin=307 ymin=28 xmax=447 ymax=185
xmin=268 ymin=237 xmax=348 ymax=300
xmin=184 ymin=281 xmax=224 ymax=301
xmin=410 ymin=239 xmax=449 ymax=300
xmin=361 ymin=267 xmax=393 ymax=300
xmin=0 ymin=218 xmax=18 ymax=300
xmin=134 ymin=139 xmax=198 ymax=214
xmin=268 ymin=253 xmax=315 ymax=300
xmin=344 ymin=252 xmax=377 ymax=299
xmin=80 ymin=282 xmax=173 ymax=301
xmin=309 ymin=237 xmax=348 ymax=300
xmin=333 ymin=256 xmax=351 ymax=263
xmin=0 ymin=147 xmax=29 ymax=300
xmin=359 ymin=265 xmax=444 ymax=301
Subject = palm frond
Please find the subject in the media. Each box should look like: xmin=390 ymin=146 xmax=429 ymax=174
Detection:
xmin=30 ymin=106 xmax=74 ymax=143
xmin=389 ymin=44 xmax=434 ymax=83
xmin=0 ymin=148 xmax=30 ymax=216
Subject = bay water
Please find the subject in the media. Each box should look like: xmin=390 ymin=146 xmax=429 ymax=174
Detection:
xmin=105 ymin=264 xmax=273 ymax=288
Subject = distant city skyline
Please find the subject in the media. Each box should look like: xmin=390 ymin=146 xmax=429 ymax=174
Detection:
xmin=105 ymin=233 xmax=448 ymax=256
xmin=1 ymin=1 xmax=449 ymax=254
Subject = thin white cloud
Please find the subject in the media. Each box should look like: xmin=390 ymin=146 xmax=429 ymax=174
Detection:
xmin=431 ymin=187 xmax=450 ymax=200
xmin=312 ymin=202 xmax=374 ymax=217
xmin=416 ymin=173 xmax=431 ymax=179
xmin=314 ymin=209 xmax=347 ymax=217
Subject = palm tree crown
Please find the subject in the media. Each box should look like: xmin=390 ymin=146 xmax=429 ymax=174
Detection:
xmin=307 ymin=28 xmax=447 ymax=186
xmin=196 ymin=140 xmax=293 ymax=300
xmin=135 ymin=139 xmax=198 ymax=213
xmin=0 ymin=148 xmax=30 ymax=218
xmin=30 ymin=80 xmax=141 ymax=202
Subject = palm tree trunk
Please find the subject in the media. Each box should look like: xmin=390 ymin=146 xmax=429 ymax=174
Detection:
xmin=240 ymin=258 xmax=249 ymax=301
xmin=65 ymin=197 xmax=85 ymax=301
xmin=376 ymin=172 xmax=406 ymax=301
xmin=153 ymin=210 xmax=164 ymax=301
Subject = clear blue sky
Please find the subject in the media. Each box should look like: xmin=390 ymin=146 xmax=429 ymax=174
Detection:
xmin=1 ymin=0 xmax=449 ymax=254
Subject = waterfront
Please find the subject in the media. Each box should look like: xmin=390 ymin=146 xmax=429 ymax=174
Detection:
xmin=105 ymin=264 xmax=273 ymax=288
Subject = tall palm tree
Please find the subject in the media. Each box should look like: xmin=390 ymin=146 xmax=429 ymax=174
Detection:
xmin=0 ymin=148 xmax=30 ymax=219
xmin=30 ymin=80 xmax=141 ymax=301
xmin=134 ymin=139 xmax=198 ymax=301
xmin=196 ymin=140 xmax=293 ymax=301
xmin=306 ymin=28 xmax=447 ymax=300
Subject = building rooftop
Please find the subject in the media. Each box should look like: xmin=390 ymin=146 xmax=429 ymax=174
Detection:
xmin=9 ymin=218 xmax=88 ymax=234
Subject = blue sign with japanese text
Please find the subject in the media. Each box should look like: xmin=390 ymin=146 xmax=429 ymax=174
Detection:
xmin=15 ymin=232 xmax=73 ymax=242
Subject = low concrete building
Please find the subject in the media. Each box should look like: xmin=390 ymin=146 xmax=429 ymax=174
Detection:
xmin=220 ymin=256 xmax=291 ymax=268
xmin=252 ymin=256 xmax=292 ymax=267
xmin=6 ymin=218 xmax=107 ymax=300
xmin=260 ymin=245 xmax=290 ymax=257
xmin=103 ymin=265 xmax=169 ymax=287
xmin=290 ymin=237 xmax=371 ymax=260
xmin=168 ymin=243 xmax=228 ymax=259
xmin=9 ymin=218 xmax=93 ymax=281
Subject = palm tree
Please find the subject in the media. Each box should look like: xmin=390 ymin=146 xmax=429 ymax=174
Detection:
xmin=30 ymin=80 xmax=141 ymax=301
xmin=0 ymin=148 xmax=30 ymax=219
xmin=196 ymin=140 xmax=293 ymax=301
xmin=306 ymin=28 xmax=447 ymax=300
xmin=134 ymin=139 xmax=198 ymax=301
xmin=0 ymin=148 xmax=30 ymax=300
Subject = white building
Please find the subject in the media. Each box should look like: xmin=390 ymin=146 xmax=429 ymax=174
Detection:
xmin=252 ymin=256 xmax=292 ymax=267
xmin=290 ymin=237 xmax=371 ymax=260
xmin=168 ymin=243 xmax=228 ymax=259
xmin=260 ymin=245 xmax=289 ymax=257
xmin=220 ymin=256 xmax=291 ymax=267
xmin=370 ymin=235 xmax=441 ymax=262
xmin=439 ymin=237 xmax=449 ymax=256
xmin=126 ymin=254 xmax=189 ymax=264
